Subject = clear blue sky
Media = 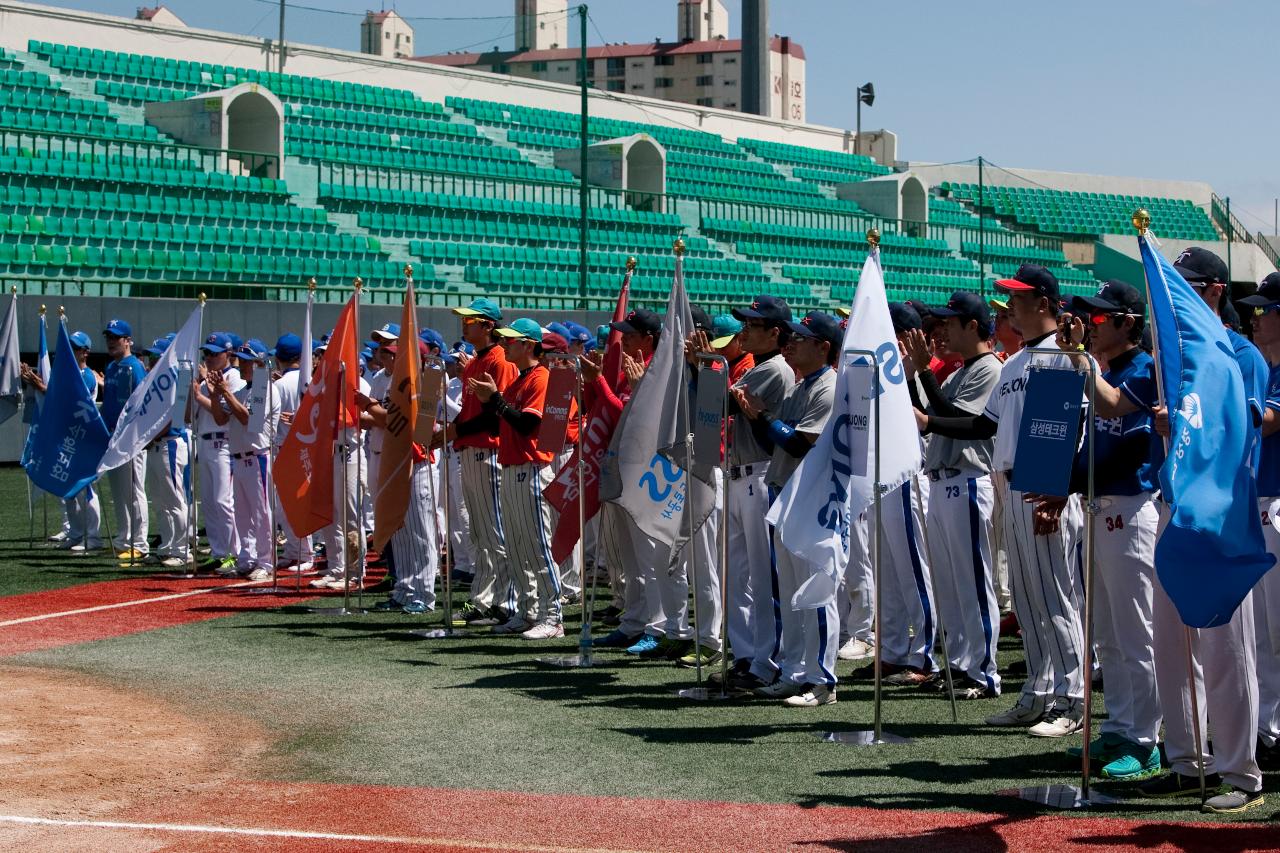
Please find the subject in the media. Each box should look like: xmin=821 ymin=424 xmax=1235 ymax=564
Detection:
xmin=43 ymin=0 xmax=1280 ymax=232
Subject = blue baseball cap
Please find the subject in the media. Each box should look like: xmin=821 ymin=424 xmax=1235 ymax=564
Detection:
xmin=732 ymin=295 xmax=792 ymax=325
xmin=144 ymin=337 xmax=171 ymax=357
xmin=201 ymin=332 xmax=234 ymax=354
xmin=888 ymin=302 xmax=922 ymax=334
xmin=787 ymin=311 xmax=843 ymax=348
xmin=371 ymin=322 xmax=400 ymax=342
xmin=419 ymin=328 xmax=446 ymax=353
xmin=103 ymin=318 xmax=131 ymax=338
xmin=495 ymin=317 xmax=543 ymax=342
xmin=272 ymin=333 xmax=302 ymax=361
xmin=312 ymin=338 xmax=326 ymax=354
xmin=930 ymin=291 xmax=994 ymax=328
xmin=452 ymin=297 xmax=502 ymax=322
xmin=69 ymin=330 xmax=92 ymax=350
xmin=360 ymin=345 xmax=374 ymax=361
xmin=452 ymin=341 xmax=475 ymax=357
xmin=709 ymin=314 xmax=743 ymax=349
xmin=563 ymin=321 xmax=593 ymax=344
xmin=546 ymin=321 xmax=573 ymax=341
xmin=235 ymin=338 xmax=268 ymax=362
xmin=226 ymin=333 xmax=243 ymax=350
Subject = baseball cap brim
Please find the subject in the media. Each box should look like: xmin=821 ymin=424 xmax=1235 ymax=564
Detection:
xmin=994 ymin=278 xmax=1035 ymax=292
xmin=371 ymin=330 xmax=398 ymax=341
xmin=494 ymin=327 xmax=532 ymax=339
xmin=1070 ymin=295 xmax=1127 ymax=314
xmin=200 ymin=344 xmax=226 ymax=354
xmin=453 ymin=307 xmax=496 ymax=318
xmin=609 ymin=320 xmax=638 ymax=334
xmin=1173 ymin=265 xmax=1214 ymax=284
xmin=987 ymin=296 xmax=1008 ymax=310
xmin=1239 ymin=294 xmax=1280 ymax=307
xmin=835 ymin=307 xmax=851 ymax=319
xmin=709 ymin=334 xmax=736 ymax=349
xmin=731 ymin=307 xmax=766 ymax=320
xmin=928 ymin=306 xmax=963 ymax=318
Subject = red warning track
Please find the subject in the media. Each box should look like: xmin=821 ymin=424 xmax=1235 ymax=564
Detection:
xmin=4 ymin=781 xmax=1271 ymax=852
xmin=0 ymin=572 xmax=350 ymax=657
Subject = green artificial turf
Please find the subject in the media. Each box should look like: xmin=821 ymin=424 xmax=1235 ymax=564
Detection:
xmin=0 ymin=468 xmax=1273 ymax=823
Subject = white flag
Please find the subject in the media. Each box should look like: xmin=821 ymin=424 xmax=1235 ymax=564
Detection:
xmin=601 ymin=254 xmax=713 ymax=551
xmin=97 ymin=304 xmax=203 ymax=474
xmin=765 ymin=251 xmax=922 ymax=608
xmin=0 ymin=293 xmax=20 ymax=425
xmin=299 ymin=287 xmax=313 ymax=399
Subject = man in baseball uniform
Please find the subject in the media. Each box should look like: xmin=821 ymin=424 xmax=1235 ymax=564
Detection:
xmin=442 ymin=342 xmax=476 ymax=586
xmin=906 ymin=291 xmax=1003 ymax=701
xmin=140 ymin=337 xmax=190 ymax=568
xmin=192 ymin=332 xmax=245 ymax=573
xmin=925 ymin=264 xmax=1086 ymax=737
xmin=440 ymin=299 xmax=518 ymax=626
xmin=472 ymin=318 xmax=563 ymax=639
xmin=102 ymin=319 xmax=149 ymax=561
xmin=271 ymin=333 xmax=313 ymax=573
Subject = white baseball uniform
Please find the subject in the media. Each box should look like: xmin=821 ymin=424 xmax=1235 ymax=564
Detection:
xmin=272 ymin=368 xmax=312 ymax=567
xmin=229 ymin=376 xmax=280 ymax=572
xmin=195 ymin=365 xmax=245 ymax=560
xmin=146 ymin=430 xmax=189 ymax=560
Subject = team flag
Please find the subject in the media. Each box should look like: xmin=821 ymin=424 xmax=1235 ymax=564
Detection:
xmin=23 ymin=320 xmax=110 ymax=499
xmin=21 ymin=311 xmax=49 ymax=425
xmin=1139 ymin=234 xmax=1274 ymax=627
xmin=766 ymin=250 xmax=922 ymax=608
xmin=97 ymin=304 xmax=202 ymax=475
xmin=0 ymin=292 xmax=21 ymax=426
xmin=601 ymin=252 xmax=713 ymax=550
xmin=372 ymin=276 xmax=419 ymax=550
xmin=274 ymin=291 xmax=361 ymax=538
xmin=545 ymin=268 xmax=630 ymax=563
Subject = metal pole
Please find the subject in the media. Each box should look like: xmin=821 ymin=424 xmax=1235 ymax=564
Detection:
xmin=910 ymin=477 xmax=958 ymax=722
xmin=717 ymin=359 xmax=730 ymax=697
xmin=574 ymin=363 xmax=595 ymax=662
xmin=978 ymin=156 xmax=986 ymax=296
xmin=1226 ymin=196 xmax=1233 ymax=285
xmin=871 ymin=368 xmax=884 ymax=743
xmin=277 ymin=0 xmax=286 ymax=74
xmin=1078 ymin=358 xmax=1099 ymax=801
xmin=577 ymin=4 xmax=589 ymax=306
xmin=855 ymin=99 xmax=861 ymax=158
xmin=438 ymin=358 xmax=454 ymax=635
xmin=339 ymin=360 xmax=352 ymax=614
xmin=683 ymin=410 xmax=701 ymax=686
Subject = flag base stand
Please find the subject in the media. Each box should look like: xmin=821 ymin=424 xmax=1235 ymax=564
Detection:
xmin=536 ymin=650 xmax=597 ymax=668
xmin=818 ymin=730 xmax=912 ymax=746
xmin=1003 ymin=784 xmax=1119 ymax=809
xmin=411 ymin=627 xmax=468 ymax=640
xmin=675 ymin=686 xmax=730 ymax=701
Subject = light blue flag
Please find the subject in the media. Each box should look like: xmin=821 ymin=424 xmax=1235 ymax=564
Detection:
xmin=22 ymin=320 xmax=109 ymax=500
xmin=1140 ymin=234 xmax=1274 ymax=627
xmin=21 ymin=312 xmax=47 ymax=426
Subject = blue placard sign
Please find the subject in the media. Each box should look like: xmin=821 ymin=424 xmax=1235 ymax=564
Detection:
xmin=1011 ymin=365 xmax=1086 ymax=497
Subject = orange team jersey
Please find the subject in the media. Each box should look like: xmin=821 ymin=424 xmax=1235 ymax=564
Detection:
xmin=498 ymin=364 xmax=554 ymax=467
xmin=455 ymin=344 xmax=518 ymax=451
xmin=728 ymin=352 xmax=755 ymax=385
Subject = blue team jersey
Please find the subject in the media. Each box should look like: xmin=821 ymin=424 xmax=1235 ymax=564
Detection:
xmin=1228 ymin=328 xmax=1268 ymax=472
xmin=102 ymin=355 xmax=145 ymax=429
xmin=79 ymin=366 xmax=95 ymax=396
xmin=1080 ymin=348 xmax=1158 ymax=496
xmin=1257 ymin=362 xmax=1280 ymax=497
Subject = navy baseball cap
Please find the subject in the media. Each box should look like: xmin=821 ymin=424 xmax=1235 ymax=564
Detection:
xmin=143 ymin=337 xmax=170 ymax=357
xmin=733 ymin=295 xmax=792 ymax=325
xmin=69 ymin=330 xmax=92 ymax=350
xmin=1071 ymin=280 xmax=1146 ymax=316
xmin=235 ymin=338 xmax=269 ymax=362
xmin=787 ymin=311 xmax=842 ymax=348
xmin=995 ymin=263 xmax=1060 ymax=301
xmin=563 ymin=321 xmax=593 ymax=345
xmin=888 ymin=302 xmax=922 ymax=333
xmin=103 ymin=318 xmax=131 ymax=338
xmin=371 ymin=322 xmax=400 ymax=342
xmin=419 ymin=327 xmax=446 ymax=352
xmin=453 ymin=297 xmax=502 ymax=322
xmin=690 ymin=305 xmax=713 ymax=333
xmin=272 ymin=333 xmax=303 ymax=361
xmin=1241 ymin=272 xmax=1280 ymax=308
xmin=201 ymin=332 xmax=234 ymax=354
xmin=1173 ymin=246 xmax=1228 ymax=285
xmin=611 ymin=308 xmax=662 ymax=336
xmin=931 ymin=291 xmax=992 ymax=327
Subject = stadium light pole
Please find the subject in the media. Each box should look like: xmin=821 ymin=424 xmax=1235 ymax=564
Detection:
xmin=1226 ymin=196 xmax=1233 ymax=283
xmin=577 ymin=4 xmax=589 ymax=306
xmin=278 ymin=0 xmax=286 ymax=73
xmin=978 ymin=156 xmax=986 ymax=295
xmin=855 ymin=82 xmax=874 ymax=156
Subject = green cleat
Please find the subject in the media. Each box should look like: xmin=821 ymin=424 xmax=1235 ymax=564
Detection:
xmin=1100 ymin=744 xmax=1162 ymax=781
xmin=677 ymin=645 xmax=722 ymax=669
xmin=1065 ymin=730 xmax=1127 ymax=761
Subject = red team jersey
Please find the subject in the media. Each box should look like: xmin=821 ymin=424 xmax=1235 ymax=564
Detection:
xmin=498 ymin=364 xmax=553 ymax=467
xmin=455 ymin=344 xmax=519 ymax=451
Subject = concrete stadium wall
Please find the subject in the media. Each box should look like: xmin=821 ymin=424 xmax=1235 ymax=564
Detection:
xmin=913 ymin=162 xmax=1213 ymax=207
xmin=0 ymin=0 xmax=894 ymax=160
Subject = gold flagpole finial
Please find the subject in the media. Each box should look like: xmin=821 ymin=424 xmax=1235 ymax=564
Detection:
xmin=404 ymin=264 xmax=413 ymax=280
xmin=58 ymin=305 xmax=65 ymax=319
xmin=38 ymin=304 xmax=46 ymax=316
xmin=198 ymin=292 xmax=207 ymax=305
xmin=626 ymin=256 xmax=637 ymax=272
xmin=1132 ymin=208 xmax=1151 ymax=236
xmin=307 ymin=277 xmax=317 ymax=293
xmin=866 ymin=227 xmax=881 ymax=248
xmin=673 ymin=238 xmax=686 ymax=257
xmin=9 ymin=285 xmax=15 ymax=295
xmin=354 ymin=277 xmax=364 ymax=292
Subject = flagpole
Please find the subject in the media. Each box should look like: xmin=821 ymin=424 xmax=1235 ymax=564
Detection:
xmin=297 ymin=279 xmax=315 ymax=595
xmin=870 ymin=232 xmax=886 ymax=744
xmin=187 ymin=295 xmax=207 ymax=578
xmin=41 ymin=306 xmax=50 ymax=547
xmin=24 ymin=294 xmax=33 ymax=551
xmin=1134 ymin=209 xmax=1208 ymax=805
xmin=574 ymin=355 xmax=592 ymax=661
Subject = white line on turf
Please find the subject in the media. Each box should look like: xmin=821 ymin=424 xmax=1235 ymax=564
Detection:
xmin=0 ymin=580 xmax=265 ymax=628
xmin=0 ymin=814 xmax=646 ymax=852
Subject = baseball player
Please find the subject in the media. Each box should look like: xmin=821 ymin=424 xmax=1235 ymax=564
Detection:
xmin=192 ymin=332 xmax=245 ymax=573
xmin=925 ymin=264 xmax=1085 ymax=737
xmin=138 ymin=337 xmax=190 ymax=568
xmin=439 ymin=298 xmax=518 ymax=626
xmin=101 ymin=318 xmax=149 ymax=560
xmin=442 ymin=342 xmax=476 ymax=585
xmin=471 ymin=318 xmax=562 ymax=639
xmin=738 ymin=311 xmax=841 ymax=705
xmin=270 ymin=333 xmax=314 ymax=573
xmin=364 ymin=322 xmax=400 ymax=538
xmin=217 ymin=338 xmax=280 ymax=579
xmin=1136 ymin=248 xmax=1267 ymax=812
xmin=906 ymin=291 xmax=1003 ymax=700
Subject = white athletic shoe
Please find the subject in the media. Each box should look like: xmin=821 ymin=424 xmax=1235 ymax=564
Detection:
xmin=247 ymin=568 xmax=274 ymax=581
xmin=785 ymin=685 xmax=837 ymax=707
xmin=160 ymin=556 xmax=187 ymax=568
xmin=310 ymin=574 xmax=341 ymax=589
xmin=1027 ymin=701 xmax=1083 ymax=738
xmin=521 ymin=622 xmax=565 ymax=640
xmin=837 ymin=638 xmax=874 ymax=661
xmin=984 ymin=697 xmax=1047 ymax=727
xmin=324 ymin=576 xmax=355 ymax=591
xmin=47 ymin=531 xmax=68 ymax=543
xmin=492 ymin=616 xmax=532 ymax=635
xmin=278 ymin=561 xmax=315 ymax=574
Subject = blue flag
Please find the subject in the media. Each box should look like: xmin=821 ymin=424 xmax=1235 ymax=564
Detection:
xmin=1140 ymin=235 xmax=1274 ymax=627
xmin=22 ymin=320 xmax=109 ymax=499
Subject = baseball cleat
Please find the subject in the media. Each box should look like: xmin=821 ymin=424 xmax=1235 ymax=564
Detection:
xmin=784 ymin=684 xmax=837 ymax=707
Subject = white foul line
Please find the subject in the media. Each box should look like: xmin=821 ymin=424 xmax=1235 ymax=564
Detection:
xmin=0 ymin=813 xmax=644 ymax=852
xmin=0 ymin=579 xmax=263 ymax=629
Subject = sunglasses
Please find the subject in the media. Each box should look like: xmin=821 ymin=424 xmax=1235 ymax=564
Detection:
xmin=743 ymin=320 xmax=768 ymax=330
xmin=462 ymin=317 xmax=492 ymax=326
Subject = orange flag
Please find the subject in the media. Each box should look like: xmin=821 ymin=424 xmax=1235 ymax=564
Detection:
xmin=273 ymin=291 xmax=360 ymax=538
xmin=372 ymin=277 xmax=419 ymax=549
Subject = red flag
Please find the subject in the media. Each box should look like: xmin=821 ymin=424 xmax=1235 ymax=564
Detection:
xmin=544 ymin=271 xmax=630 ymax=563
xmin=273 ymin=292 xmax=360 ymax=538
xmin=372 ymin=278 xmax=419 ymax=550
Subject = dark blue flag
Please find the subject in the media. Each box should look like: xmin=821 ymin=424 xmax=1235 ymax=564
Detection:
xmin=1141 ymin=235 xmax=1274 ymax=627
xmin=22 ymin=320 xmax=109 ymax=499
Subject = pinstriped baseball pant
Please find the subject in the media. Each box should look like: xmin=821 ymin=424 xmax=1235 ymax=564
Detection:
xmin=460 ymin=448 xmax=515 ymax=613
xmin=500 ymin=462 xmax=562 ymax=626
xmin=232 ymin=451 xmax=273 ymax=571
xmin=552 ymin=447 xmax=582 ymax=597
xmin=878 ymin=478 xmax=936 ymax=672
xmin=391 ymin=462 xmax=439 ymax=609
xmin=146 ymin=438 xmax=187 ymax=558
